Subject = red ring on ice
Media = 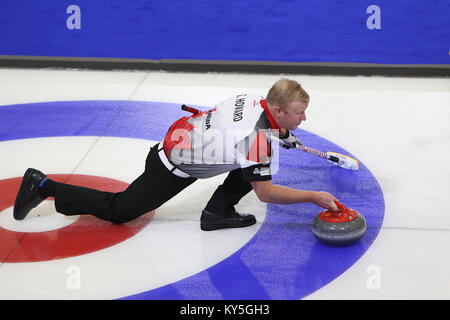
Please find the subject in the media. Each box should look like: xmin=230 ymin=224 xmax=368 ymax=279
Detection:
xmin=0 ymin=174 xmax=153 ymax=263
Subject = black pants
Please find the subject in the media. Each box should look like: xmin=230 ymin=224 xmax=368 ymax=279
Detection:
xmin=204 ymin=168 xmax=253 ymax=215
xmin=44 ymin=143 xmax=253 ymax=224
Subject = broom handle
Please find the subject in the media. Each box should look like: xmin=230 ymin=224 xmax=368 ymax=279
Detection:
xmin=297 ymin=145 xmax=340 ymax=163
xmin=181 ymin=104 xmax=201 ymax=115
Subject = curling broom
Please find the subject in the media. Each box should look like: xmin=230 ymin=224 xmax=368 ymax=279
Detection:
xmin=274 ymin=135 xmax=360 ymax=171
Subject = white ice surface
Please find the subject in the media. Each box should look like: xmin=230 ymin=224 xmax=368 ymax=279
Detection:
xmin=0 ymin=68 xmax=448 ymax=299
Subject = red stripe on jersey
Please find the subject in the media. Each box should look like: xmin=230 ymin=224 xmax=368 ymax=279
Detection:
xmin=163 ymin=116 xmax=194 ymax=156
xmin=247 ymin=131 xmax=270 ymax=163
xmin=163 ymin=108 xmax=216 ymax=156
xmin=260 ymin=100 xmax=280 ymax=130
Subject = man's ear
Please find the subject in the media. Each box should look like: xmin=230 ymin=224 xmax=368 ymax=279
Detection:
xmin=272 ymin=105 xmax=282 ymax=118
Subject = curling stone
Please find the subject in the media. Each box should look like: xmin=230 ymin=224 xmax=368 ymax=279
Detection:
xmin=312 ymin=202 xmax=366 ymax=246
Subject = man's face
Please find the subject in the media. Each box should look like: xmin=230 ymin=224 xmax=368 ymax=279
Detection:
xmin=276 ymin=100 xmax=308 ymax=131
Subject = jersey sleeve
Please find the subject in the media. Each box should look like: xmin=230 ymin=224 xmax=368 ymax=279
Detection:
xmin=236 ymin=131 xmax=273 ymax=182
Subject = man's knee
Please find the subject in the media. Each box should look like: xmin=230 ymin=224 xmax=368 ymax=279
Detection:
xmin=109 ymin=214 xmax=135 ymax=224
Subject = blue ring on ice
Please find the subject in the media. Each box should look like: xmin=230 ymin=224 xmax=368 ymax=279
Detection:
xmin=0 ymin=100 xmax=385 ymax=299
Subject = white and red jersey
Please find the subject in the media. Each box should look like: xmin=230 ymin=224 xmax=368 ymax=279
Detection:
xmin=162 ymin=94 xmax=280 ymax=181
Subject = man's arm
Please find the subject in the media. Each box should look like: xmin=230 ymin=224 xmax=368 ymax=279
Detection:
xmin=251 ymin=180 xmax=338 ymax=211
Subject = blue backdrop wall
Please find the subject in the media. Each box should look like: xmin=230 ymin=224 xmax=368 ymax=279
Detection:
xmin=0 ymin=0 xmax=449 ymax=65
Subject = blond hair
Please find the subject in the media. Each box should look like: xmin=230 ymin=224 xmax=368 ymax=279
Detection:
xmin=266 ymin=78 xmax=310 ymax=110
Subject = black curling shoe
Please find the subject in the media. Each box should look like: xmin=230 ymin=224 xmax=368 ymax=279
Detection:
xmin=200 ymin=209 xmax=257 ymax=231
xmin=13 ymin=168 xmax=48 ymax=220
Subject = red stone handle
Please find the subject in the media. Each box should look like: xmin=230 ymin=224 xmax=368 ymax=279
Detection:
xmin=318 ymin=201 xmax=358 ymax=223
